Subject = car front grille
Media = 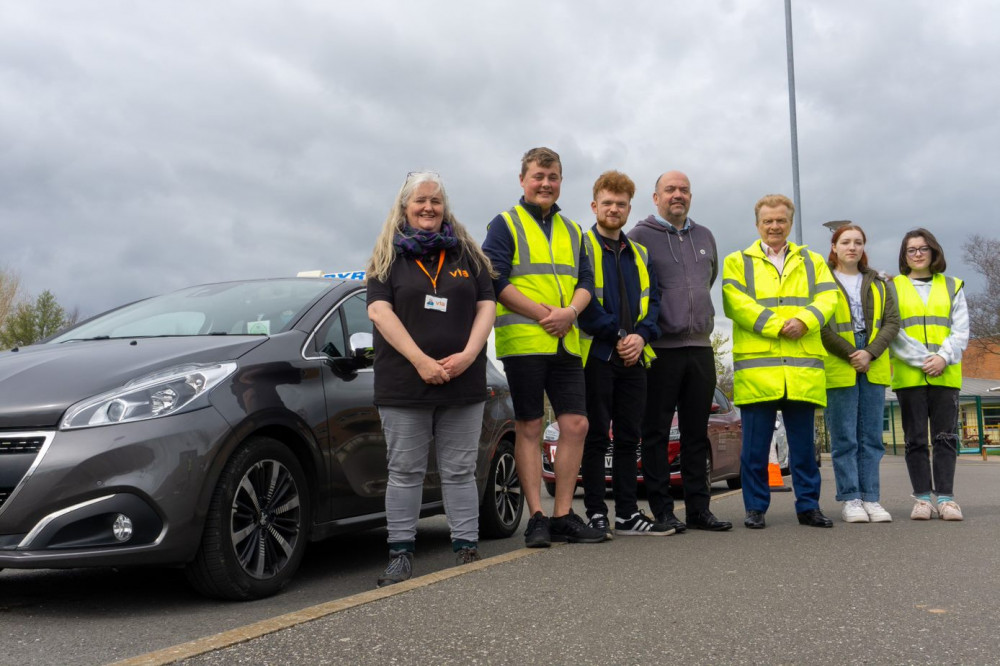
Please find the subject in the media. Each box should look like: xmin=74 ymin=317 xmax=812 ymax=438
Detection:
xmin=0 ymin=435 xmax=47 ymax=455
xmin=0 ymin=432 xmax=54 ymax=513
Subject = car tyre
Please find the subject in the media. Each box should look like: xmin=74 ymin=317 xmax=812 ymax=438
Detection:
xmin=185 ymin=436 xmax=311 ymax=600
xmin=479 ymin=439 xmax=523 ymax=539
xmin=544 ymin=482 xmax=556 ymax=497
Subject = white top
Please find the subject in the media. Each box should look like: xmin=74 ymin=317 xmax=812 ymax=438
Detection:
xmin=834 ymin=271 xmax=865 ymax=333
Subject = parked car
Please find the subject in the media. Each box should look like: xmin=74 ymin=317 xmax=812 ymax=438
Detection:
xmin=0 ymin=278 xmax=522 ymax=600
xmin=541 ymin=386 xmax=743 ymax=495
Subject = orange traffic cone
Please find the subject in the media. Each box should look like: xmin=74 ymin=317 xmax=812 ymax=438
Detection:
xmin=768 ymin=463 xmax=792 ymax=492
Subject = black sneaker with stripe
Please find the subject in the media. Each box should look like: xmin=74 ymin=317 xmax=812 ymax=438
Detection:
xmin=615 ymin=511 xmax=675 ymax=536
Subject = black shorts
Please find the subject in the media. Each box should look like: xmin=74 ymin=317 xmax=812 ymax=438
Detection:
xmin=501 ymin=346 xmax=587 ymax=421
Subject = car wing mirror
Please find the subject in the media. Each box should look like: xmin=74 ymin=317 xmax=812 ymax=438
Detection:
xmin=349 ymin=332 xmax=375 ymax=369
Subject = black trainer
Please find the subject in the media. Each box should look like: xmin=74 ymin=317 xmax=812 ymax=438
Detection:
xmin=550 ymin=510 xmax=607 ymax=543
xmin=615 ymin=511 xmax=675 ymax=536
xmin=657 ymin=510 xmax=688 ymax=534
xmin=376 ymin=551 xmax=413 ymax=588
xmin=588 ymin=513 xmax=614 ymax=541
xmin=524 ymin=511 xmax=552 ymax=548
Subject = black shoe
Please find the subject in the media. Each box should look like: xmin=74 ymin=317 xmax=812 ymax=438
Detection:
xmin=524 ymin=511 xmax=551 ymax=548
xmin=797 ymin=509 xmax=834 ymax=528
xmin=744 ymin=510 xmax=766 ymax=529
xmin=656 ymin=511 xmax=687 ymax=534
xmin=587 ymin=513 xmax=614 ymax=541
xmin=686 ymin=510 xmax=733 ymax=532
xmin=550 ymin=510 xmax=607 ymax=543
xmin=376 ymin=551 xmax=413 ymax=587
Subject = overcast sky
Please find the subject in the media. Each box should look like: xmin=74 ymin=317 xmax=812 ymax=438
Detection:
xmin=2 ymin=1 xmax=998 ymax=331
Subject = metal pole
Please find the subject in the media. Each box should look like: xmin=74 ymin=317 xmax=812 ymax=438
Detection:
xmin=785 ymin=0 xmax=803 ymax=245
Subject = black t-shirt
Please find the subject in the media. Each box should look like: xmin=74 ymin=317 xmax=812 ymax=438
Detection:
xmin=366 ymin=248 xmax=495 ymax=407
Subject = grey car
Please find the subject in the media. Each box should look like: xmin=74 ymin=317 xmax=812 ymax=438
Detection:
xmin=0 ymin=278 xmax=522 ymax=599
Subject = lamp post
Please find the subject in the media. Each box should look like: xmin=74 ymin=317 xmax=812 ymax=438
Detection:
xmin=785 ymin=0 xmax=803 ymax=246
xmin=822 ymin=220 xmax=852 ymax=234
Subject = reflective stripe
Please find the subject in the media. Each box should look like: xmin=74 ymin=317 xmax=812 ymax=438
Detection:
xmin=830 ymin=322 xmax=854 ymax=333
xmin=734 ymin=356 xmax=825 ymax=371
xmin=900 ymin=315 xmax=952 ymax=327
xmin=805 ymin=305 xmax=826 ymax=327
xmin=594 ymin=287 xmax=604 ymax=299
xmin=872 ymin=317 xmax=883 ymax=329
xmin=495 ymin=313 xmax=536 ymax=327
xmin=753 ymin=310 xmax=772 ymax=333
xmin=723 ymin=278 xmax=747 ymax=294
xmin=742 ymin=254 xmax=756 ymax=300
xmin=800 ymin=248 xmax=816 ymax=300
xmin=757 ymin=296 xmax=811 ymax=307
xmin=815 ymin=282 xmax=839 ymax=293
xmin=928 ymin=343 xmax=941 ymax=352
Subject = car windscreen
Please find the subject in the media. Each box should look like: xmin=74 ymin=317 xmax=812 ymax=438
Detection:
xmin=49 ymin=279 xmax=334 ymax=342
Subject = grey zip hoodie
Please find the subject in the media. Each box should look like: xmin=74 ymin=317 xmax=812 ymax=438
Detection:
xmin=628 ymin=215 xmax=718 ymax=348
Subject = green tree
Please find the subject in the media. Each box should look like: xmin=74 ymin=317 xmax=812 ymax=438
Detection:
xmin=0 ymin=290 xmax=73 ymax=348
xmin=963 ymin=234 xmax=1000 ymax=354
xmin=0 ymin=267 xmax=21 ymax=327
xmin=711 ymin=330 xmax=734 ymax=398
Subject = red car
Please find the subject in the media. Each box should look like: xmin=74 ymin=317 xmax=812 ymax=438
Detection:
xmin=541 ymin=386 xmax=742 ymax=496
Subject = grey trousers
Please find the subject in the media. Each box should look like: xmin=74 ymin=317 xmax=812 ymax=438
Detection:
xmin=378 ymin=402 xmax=484 ymax=544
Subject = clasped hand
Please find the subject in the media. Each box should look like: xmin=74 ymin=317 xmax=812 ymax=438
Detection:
xmin=538 ymin=303 xmax=575 ymax=338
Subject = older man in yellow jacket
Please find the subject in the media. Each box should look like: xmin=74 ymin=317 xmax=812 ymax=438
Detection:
xmin=723 ymin=194 xmax=839 ymax=529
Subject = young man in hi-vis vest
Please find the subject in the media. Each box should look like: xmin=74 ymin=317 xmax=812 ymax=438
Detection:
xmin=576 ymin=170 xmax=673 ymax=538
xmin=482 ymin=147 xmax=605 ymax=547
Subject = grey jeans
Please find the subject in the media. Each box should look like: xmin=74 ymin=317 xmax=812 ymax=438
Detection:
xmin=378 ymin=402 xmax=485 ymax=544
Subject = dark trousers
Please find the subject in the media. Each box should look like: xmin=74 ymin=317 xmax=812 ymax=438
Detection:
xmin=582 ymin=358 xmax=646 ymax=519
xmin=740 ymin=399 xmax=821 ymax=514
xmin=641 ymin=347 xmax=716 ymax=518
xmin=896 ymin=385 xmax=959 ymax=496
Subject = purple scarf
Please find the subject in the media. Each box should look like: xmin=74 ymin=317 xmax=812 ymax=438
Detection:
xmin=393 ymin=221 xmax=458 ymax=259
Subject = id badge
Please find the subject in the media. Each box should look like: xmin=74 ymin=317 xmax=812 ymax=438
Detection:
xmin=425 ymin=294 xmax=448 ymax=312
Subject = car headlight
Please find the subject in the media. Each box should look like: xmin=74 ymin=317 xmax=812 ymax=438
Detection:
xmin=60 ymin=362 xmax=238 ymax=430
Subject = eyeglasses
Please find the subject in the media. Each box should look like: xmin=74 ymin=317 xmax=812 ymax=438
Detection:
xmin=405 ymin=170 xmax=440 ymax=181
xmin=906 ymin=246 xmax=931 ymax=257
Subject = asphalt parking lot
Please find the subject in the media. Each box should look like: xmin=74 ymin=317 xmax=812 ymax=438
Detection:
xmin=110 ymin=453 xmax=1000 ymax=666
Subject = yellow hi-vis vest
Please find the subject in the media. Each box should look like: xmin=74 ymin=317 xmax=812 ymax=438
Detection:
xmin=889 ymin=273 xmax=963 ymax=390
xmin=493 ymin=205 xmax=583 ymax=359
xmin=578 ymin=230 xmax=656 ymax=368
xmin=722 ymin=241 xmax=839 ymax=406
xmin=824 ymin=276 xmax=891 ymax=388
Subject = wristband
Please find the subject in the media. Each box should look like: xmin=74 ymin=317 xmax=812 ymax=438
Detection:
xmin=568 ymin=304 xmax=579 ymax=319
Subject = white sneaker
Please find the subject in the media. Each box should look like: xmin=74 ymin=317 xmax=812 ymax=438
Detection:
xmin=910 ymin=499 xmax=935 ymax=520
xmin=862 ymin=501 xmax=893 ymax=523
xmin=841 ymin=499 xmax=869 ymax=523
xmin=938 ymin=500 xmax=964 ymax=521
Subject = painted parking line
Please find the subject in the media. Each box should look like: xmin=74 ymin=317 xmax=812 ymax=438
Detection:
xmin=108 ymin=546 xmax=553 ymax=666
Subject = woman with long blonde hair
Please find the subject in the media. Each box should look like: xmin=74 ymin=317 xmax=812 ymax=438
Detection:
xmin=366 ymin=171 xmax=496 ymax=587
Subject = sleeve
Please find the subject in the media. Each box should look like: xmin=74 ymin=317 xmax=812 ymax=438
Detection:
xmin=706 ymin=228 xmax=719 ymax=288
xmin=636 ymin=259 xmax=661 ymax=344
xmin=481 ymin=213 xmax=514 ymax=296
xmin=937 ymin=285 xmax=969 ymax=365
xmin=821 ymin=302 xmax=855 ymax=362
xmin=474 ymin=259 xmax=496 ymax=303
xmin=575 ymin=234 xmax=595 ymax=294
xmin=722 ymin=251 xmax=783 ymax=339
xmin=890 ymin=327 xmax=932 ymax=368
xmin=366 ymin=269 xmax=394 ymax=306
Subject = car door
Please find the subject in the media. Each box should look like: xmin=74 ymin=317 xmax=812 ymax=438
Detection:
xmin=310 ymin=291 xmax=388 ymax=519
xmin=712 ymin=388 xmax=741 ymax=476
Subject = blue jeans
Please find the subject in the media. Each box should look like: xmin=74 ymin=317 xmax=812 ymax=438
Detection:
xmin=741 ymin=399 xmax=821 ymax=514
xmin=826 ymin=365 xmax=886 ymax=502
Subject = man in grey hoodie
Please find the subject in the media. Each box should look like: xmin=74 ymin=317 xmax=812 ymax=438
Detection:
xmin=628 ymin=171 xmax=732 ymax=533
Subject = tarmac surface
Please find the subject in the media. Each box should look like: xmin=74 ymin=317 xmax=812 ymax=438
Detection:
xmin=117 ymin=454 xmax=1000 ymax=665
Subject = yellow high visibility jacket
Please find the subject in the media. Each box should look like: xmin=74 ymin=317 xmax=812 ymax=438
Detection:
xmin=578 ymin=230 xmax=656 ymax=368
xmin=889 ymin=273 xmax=964 ymax=390
xmin=722 ymin=241 xmax=839 ymax=406
xmin=823 ymin=274 xmax=893 ymax=388
xmin=493 ymin=205 xmax=584 ymax=359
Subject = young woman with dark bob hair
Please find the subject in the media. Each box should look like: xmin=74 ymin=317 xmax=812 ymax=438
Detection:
xmin=821 ymin=224 xmax=900 ymax=523
xmin=889 ymin=228 xmax=968 ymax=521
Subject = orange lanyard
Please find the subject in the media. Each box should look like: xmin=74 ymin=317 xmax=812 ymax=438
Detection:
xmin=415 ymin=250 xmax=446 ymax=295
